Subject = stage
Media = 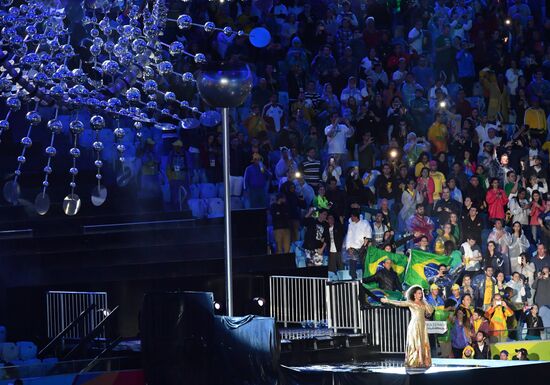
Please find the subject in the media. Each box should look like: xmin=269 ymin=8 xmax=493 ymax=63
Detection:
xmin=282 ymin=358 xmax=550 ymax=385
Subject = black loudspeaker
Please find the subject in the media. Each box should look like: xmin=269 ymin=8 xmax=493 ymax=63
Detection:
xmin=141 ymin=291 xmax=214 ymax=385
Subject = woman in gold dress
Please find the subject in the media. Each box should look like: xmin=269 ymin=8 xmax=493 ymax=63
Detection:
xmin=381 ymin=285 xmax=434 ymax=368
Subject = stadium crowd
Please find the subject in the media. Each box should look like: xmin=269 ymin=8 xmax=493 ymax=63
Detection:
xmin=132 ymin=0 xmax=550 ymax=359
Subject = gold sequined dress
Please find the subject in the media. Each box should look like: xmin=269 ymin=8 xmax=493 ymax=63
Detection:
xmin=385 ymin=299 xmax=434 ymax=368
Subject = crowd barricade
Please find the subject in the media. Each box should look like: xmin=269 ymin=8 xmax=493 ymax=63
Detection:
xmin=269 ymin=276 xmax=413 ymax=352
xmin=46 ymin=291 xmax=108 ymax=340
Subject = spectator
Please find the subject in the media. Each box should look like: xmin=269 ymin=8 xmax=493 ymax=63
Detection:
xmin=404 ymin=133 xmax=430 ymax=169
xmin=300 ymin=147 xmax=321 ymax=188
xmin=344 ymin=209 xmax=372 ymax=279
xmin=327 ymin=213 xmax=344 ymax=275
xmin=356 ymin=131 xmax=376 ymax=173
xmin=407 ymin=204 xmax=435 ymax=242
xmin=485 ymin=293 xmax=514 ymax=342
xmin=451 ymin=308 xmax=471 ymax=358
xmin=529 ymin=190 xmax=545 ymax=243
xmin=428 ymin=113 xmax=449 ymax=155
xmin=262 ymin=93 xmax=286 ymax=133
xmin=372 ymin=212 xmax=389 ymax=246
xmin=417 ymin=166 xmax=435 ymax=206
xmin=302 ymin=207 xmax=329 ymax=266
xmin=271 ymin=193 xmax=291 ymax=253
xmin=434 ymin=187 xmax=461 ymax=226
xmin=426 ymin=283 xmax=445 ymax=307
xmin=461 ymin=275 xmax=476 ymax=300
xmin=486 ymin=178 xmax=509 ymax=221
xmin=325 ymin=113 xmax=354 ymax=164
xmin=244 ymin=153 xmax=269 ymax=208
xmin=533 ymin=244 xmax=550 ymax=273
xmin=471 ymin=308 xmax=490 ymax=336
xmin=322 ymin=156 xmax=343 ymax=186
xmin=514 ymin=348 xmax=529 ymax=361
xmin=499 ymin=350 xmax=509 ymax=360
xmin=474 ymin=266 xmax=497 ymax=310
xmin=473 ymin=331 xmax=491 ymax=359
xmin=434 ymin=299 xmax=456 ymax=358
xmin=525 ymin=304 xmax=544 ymax=340
xmin=533 ymin=266 xmax=550 ymax=307
xmin=429 ymin=160 xmax=447 ymax=202
xmin=525 ymin=99 xmax=547 ymax=144
xmin=362 ymin=258 xmax=401 ymax=291
xmin=461 ymin=236 xmax=483 ymax=273
xmin=398 ymin=179 xmax=424 ymax=232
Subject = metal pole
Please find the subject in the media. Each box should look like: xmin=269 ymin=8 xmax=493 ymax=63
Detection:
xmin=222 ymin=107 xmax=233 ymax=317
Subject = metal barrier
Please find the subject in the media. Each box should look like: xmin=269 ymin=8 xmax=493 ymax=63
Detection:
xmin=46 ymin=291 xmax=108 ymax=339
xmin=326 ymin=281 xmax=364 ymax=333
xmin=362 ymin=307 xmax=410 ymax=353
xmin=269 ymin=276 xmax=327 ymax=327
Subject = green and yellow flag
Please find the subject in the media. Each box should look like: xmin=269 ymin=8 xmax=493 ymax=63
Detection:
xmin=363 ymin=246 xmax=408 ymax=282
xmin=404 ymin=249 xmax=452 ymax=289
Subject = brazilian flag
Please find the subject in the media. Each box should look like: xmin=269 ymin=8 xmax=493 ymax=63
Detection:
xmin=404 ymin=249 xmax=452 ymax=290
xmin=362 ymin=247 xmax=408 ymax=302
xmin=363 ymin=246 xmax=408 ymax=282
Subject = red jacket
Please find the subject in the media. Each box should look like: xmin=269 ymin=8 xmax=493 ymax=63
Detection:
xmin=486 ymin=188 xmax=508 ymax=220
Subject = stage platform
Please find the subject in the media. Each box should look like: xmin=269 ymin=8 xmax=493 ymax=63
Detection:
xmin=282 ymin=358 xmax=550 ymax=385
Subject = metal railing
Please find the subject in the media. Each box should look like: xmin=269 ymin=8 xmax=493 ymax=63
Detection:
xmin=362 ymin=307 xmax=410 ymax=353
xmin=326 ymin=281 xmax=364 ymax=333
xmin=269 ymin=276 xmax=327 ymax=327
xmin=46 ymin=291 xmax=108 ymax=340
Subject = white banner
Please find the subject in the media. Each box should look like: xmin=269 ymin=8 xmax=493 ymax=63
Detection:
xmin=426 ymin=321 xmax=447 ymax=334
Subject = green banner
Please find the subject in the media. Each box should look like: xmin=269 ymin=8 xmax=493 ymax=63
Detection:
xmin=404 ymin=249 xmax=452 ymax=289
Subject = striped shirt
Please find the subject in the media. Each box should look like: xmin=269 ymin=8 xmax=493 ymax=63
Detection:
xmin=301 ymin=158 xmax=321 ymax=188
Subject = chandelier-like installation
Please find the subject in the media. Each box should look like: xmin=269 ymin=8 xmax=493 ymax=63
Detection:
xmin=0 ymin=0 xmax=268 ymax=215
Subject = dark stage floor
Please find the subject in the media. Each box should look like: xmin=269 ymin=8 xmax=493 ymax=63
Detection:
xmin=282 ymin=358 xmax=550 ymax=385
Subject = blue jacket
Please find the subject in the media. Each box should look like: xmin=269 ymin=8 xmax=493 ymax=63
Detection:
xmin=456 ymin=49 xmax=475 ymax=79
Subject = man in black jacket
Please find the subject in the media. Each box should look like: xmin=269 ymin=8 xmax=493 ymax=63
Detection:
xmin=433 ymin=187 xmax=461 ymax=225
xmin=464 ymin=175 xmax=487 ymax=212
xmin=362 ymin=258 xmax=401 ymax=291
xmin=473 ymin=331 xmax=491 ymax=359
xmin=461 ymin=205 xmax=483 ymax=245
xmin=327 ymin=213 xmax=344 ymax=274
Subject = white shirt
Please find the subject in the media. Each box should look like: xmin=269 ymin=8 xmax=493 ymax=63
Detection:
xmin=344 ymin=218 xmax=372 ymax=250
xmin=329 ymin=226 xmax=337 ymax=253
xmin=325 ymin=123 xmax=352 ymax=155
xmin=408 ymin=27 xmax=423 ymax=54
xmin=505 ymin=68 xmax=523 ymax=96
xmin=263 ymin=104 xmax=284 ymax=132
xmin=475 ymin=123 xmax=499 ymax=146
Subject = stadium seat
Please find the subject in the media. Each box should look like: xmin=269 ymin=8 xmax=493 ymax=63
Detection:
xmin=216 ymin=182 xmax=224 ymax=199
xmin=41 ymin=357 xmax=59 ymax=374
xmin=0 ymin=325 xmax=6 ymax=343
xmin=199 ymin=183 xmax=217 ymax=199
xmin=17 ymin=341 xmax=37 ymax=360
xmin=187 ymin=198 xmax=206 ymax=218
xmin=206 ymin=198 xmax=224 ymax=218
xmin=1 ymin=342 xmax=18 ymax=362
xmin=230 ymin=196 xmax=244 ymax=210
xmin=24 ymin=358 xmax=42 ymax=377
xmin=230 ymin=176 xmax=244 ymax=197
xmin=189 ymin=184 xmax=200 ymax=199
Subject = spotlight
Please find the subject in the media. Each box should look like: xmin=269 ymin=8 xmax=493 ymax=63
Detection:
xmin=389 ymin=149 xmax=399 ymax=159
xmin=505 ymin=19 xmax=511 ymax=25
xmin=439 ymin=101 xmax=447 ymax=108
xmin=253 ymin=297 xmax=265 ymax=307
xmin=294 ymin=171 xmax=302 ymax=179
xmin=214 ymin=301 xmax=222 ymax=311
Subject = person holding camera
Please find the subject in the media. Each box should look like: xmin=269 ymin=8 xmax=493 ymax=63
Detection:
xmin=485 ymin=293 xmax=514 ymax=342
xmin=533 ymin=266 xmax=550 ymax=308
